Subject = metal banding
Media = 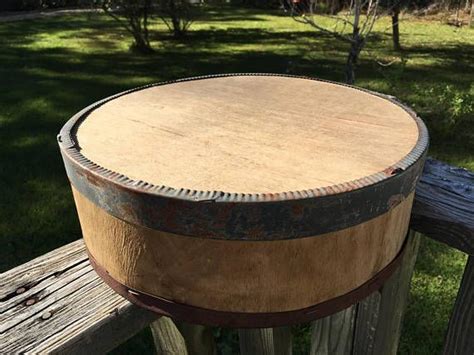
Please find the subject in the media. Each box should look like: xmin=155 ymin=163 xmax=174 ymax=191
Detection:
xmin=58 ymin=73 xmax=429 ymax=241
xmin=87 ymin=235 xmax=408 ymax=328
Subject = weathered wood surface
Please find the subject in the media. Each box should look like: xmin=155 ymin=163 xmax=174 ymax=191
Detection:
xmin=308 ymin=232 xmax=421 ymax=355
xmin=411 ymin=158 xmax=474 ymax=255
xmin=239 ymin=328 xmax=275 ymax=355
xmin=175 ymin=321 xmax=217 ymax=355
xmin=352 ymin=232 xmax=420 ymax=355
xmin=78 ymin=75 xmax=419 ymax=193
xmin=368 ymin=232 xmax=420 ymax=355
xmin=273 ymin=326 xmax=293 ymax=355
xmin=0 ymin=240 xmax=158 ymax=354
xmin=150 ymin=317 xmax=188 ymax=355
xmin=309 ymin=306 xmax=355 ymax=355
xmin=443 ymin=255 xmax=474 ymax=355
xmin=352 ymin=293 xmax=380 ymax=355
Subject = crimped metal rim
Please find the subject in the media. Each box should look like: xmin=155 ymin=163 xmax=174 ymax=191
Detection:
xmin=58 ymin=73 xmax=429 ymax=204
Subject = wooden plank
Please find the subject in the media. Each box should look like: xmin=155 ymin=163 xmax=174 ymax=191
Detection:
xmin=150 ymin=317 xmax=188 ymax=355
xmin=352 ymin=231 xmax=420 ymax=355
xmin=175 ymin=321 xmax=217 ymax=355
xmin=443 ymin=255 xmax=474 ymax=355
xmin=309 ymin=306 xmax=355 ymax=355
xmin=238 ymin=328 xmax=275 ymax=355
xmin=0 ymin=240 xmax=86 ymax=299
xmin=411 ymin=158 xmax=474 ymax=255
xmin=0 ymin=240 xmax=158 ymax=354
xmin=352 ymin=291 xmax=381 ymax=355
xmin=273 ymin=326 xmax=293 ymax=355
xmin=371 ymin=231 xmax=420 ymax=354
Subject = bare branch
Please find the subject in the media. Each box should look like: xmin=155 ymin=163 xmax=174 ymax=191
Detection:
xmin=102 ymin=3 xmax=134 ymax=35
xmin=292 ymin=14 xmax=353 ymax=43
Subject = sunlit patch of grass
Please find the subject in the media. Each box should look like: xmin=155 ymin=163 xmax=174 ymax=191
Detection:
xmin=400 ymin=237 xmax=467 ymax=354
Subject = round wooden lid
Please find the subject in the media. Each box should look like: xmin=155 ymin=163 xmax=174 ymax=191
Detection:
xmin=59 ymin=74 xmax=428 ymax=240
xmin=76 ymin=75 xmax=419 ymax=194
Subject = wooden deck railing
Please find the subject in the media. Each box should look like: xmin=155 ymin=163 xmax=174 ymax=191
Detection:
xmin=1 ymin=158 xmax=472 ymax=355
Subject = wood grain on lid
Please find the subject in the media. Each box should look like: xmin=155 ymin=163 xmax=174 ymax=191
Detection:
xmin=76 ymin=75 xmax=419 ymax=194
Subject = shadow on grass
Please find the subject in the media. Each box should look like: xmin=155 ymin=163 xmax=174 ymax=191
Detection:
xmin=194 ymin=4 xmax=274 ymax=22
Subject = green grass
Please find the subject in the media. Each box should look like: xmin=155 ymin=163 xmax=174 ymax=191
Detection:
xmin=0 ymin=6 xmax=472 ymax=354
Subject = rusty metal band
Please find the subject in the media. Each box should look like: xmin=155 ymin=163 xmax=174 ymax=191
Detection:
xmin=87 ymin=235 xmax=409 ymax=328
xmin=58 ymin=73 xmax=429 ymax=241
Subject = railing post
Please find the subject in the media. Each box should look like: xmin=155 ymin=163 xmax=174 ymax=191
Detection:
xmin=150 ymin=317 xmax=188 ymax=355
xmin=175 ymin=321 xmax=217 ymax=355
xmin=352 ymin=292 xmax=380 ymax=355
xmin=352 ymin=231 xmax=421 ymax=355
xmin=238 ymin=328 xmax=275 ymax=355
xmin=309 ymin=306 xmax=355 ymax=355
xmin=151 ymin=318 xmax=216 ymax=355
xmin=273 ymin=326 xmax=293 ymax=355
xmin=443 ymin=255 xmax=474 ymax=355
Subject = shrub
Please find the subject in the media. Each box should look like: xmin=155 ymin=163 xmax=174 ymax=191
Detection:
xmin=101 ymin=0 xmax=155 ymax=52
xmin=158 ymin=0 xmax=199 ymax=37
xmin=412 ymin=84 xmax=474 ymax=138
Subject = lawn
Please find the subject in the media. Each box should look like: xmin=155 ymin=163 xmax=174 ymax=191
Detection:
xmin=0 ymin=5 xmax=472 ymax=354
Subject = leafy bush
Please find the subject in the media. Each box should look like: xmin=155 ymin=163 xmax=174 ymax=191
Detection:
xmin=414 ymin=84 xmax=474 ymax=137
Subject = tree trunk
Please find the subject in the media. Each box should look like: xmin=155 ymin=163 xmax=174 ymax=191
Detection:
xmin=392 ymin=5 xmax=401 ymax=51
xmin=470 ymin=0 xmax=474 ymax=27
xmin=167 ymin=0 xmax=185 ymax=38
xmin=345 ymin=0 xmax=362 ymax=85
xmin=171 ymin=15 xmax=184 ymax=37
xmin=329 ymin=0 xmax=343 ymax=14
xmin=132 ymin=31 xmax=152 ymax=53
xmin=345 ymin=42 xmax=359 ymax=85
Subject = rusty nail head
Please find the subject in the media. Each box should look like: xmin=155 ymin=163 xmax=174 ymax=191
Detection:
xmin=25 ymin=299 xmax=36 ymax=306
